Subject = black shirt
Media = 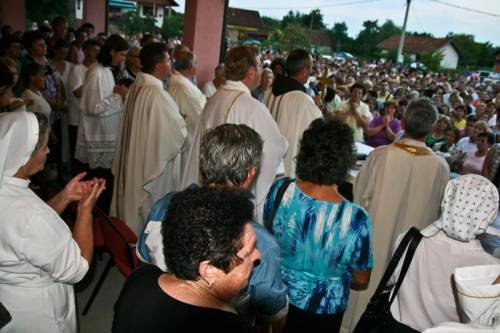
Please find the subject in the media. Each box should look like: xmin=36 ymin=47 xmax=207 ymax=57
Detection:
xmin=112 ymin=264 xmax=254 ymax=333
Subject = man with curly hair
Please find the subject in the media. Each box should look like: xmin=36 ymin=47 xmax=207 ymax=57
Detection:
xmin=138 ymin=124 xmax=289 ymax=332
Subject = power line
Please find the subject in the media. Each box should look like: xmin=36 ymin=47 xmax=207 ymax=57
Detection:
xmin=429 ymin=0 xmax=500 ymax=18
xmin=243 ymin=0 xmax=385 ymax=11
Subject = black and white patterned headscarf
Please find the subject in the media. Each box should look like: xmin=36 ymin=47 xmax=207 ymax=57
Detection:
xmin=422 ymin=174 xmax=500 ymax=241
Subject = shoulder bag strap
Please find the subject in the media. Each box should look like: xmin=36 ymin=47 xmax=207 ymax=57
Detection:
xmin=265 ymin=177 xmax=294 ymax=233
xmin=388 ymin=229 xmax=423 ymax=305
xmin=370 ymin=227 xmax=419 ymax=300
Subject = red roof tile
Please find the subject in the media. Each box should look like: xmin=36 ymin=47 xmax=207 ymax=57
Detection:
xmin=378 ymin=34 xmax=456 ymax=54
xmin=226 ymin=7 xmax=263 ymax=28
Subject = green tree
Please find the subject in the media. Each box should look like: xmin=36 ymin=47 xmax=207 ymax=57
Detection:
xmin=420 ymin=50 xmax=444 ymax=71
xmin=117 ymin=9 xmax=145 ymax=35
xmin=162 ymin=12 xmax=184 ymax=38
xmin=329 ymin=21 xmax=353 ymax=52
xmin=446 ymin=33 xmax=494 ymax=69
xmin=301 ymin=9 xmax=327 ymax=30
xmin=354 ymin=20 xmax=381 ymax=59
xmin=262 ymin=16 xmax=281 ymax=30
xmin=263 ymin=23 xmax=310 ymax=52
xmin=25 ymin=0 xmax=68 ymax=28
xmin=378 ymin=20 xmax=401 ymax=43
xmin=281 ymin=10 xmax=302 ymax=28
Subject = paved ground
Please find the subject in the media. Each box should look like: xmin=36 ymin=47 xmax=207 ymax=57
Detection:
xmin=75 ymin=253 xmax=125 ymax=333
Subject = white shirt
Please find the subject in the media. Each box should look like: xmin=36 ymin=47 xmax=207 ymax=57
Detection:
xmin=390 ymin=231 xmax=499 ymax=332
xmin=202 ymin=80 xmax=217 ymax=98
xmin=67 ymin=63 xmax=87 ymax=126
xmin=457 ymin=137 xmax=478 ymax=154
xmin=0 ymin=176 xmax=88 ymax=332
xmin=22 ymin=89 xmax=51 ymax=121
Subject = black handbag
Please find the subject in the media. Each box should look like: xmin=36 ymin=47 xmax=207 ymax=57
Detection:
xmin=353 ymin=227 xmax=423 ymax=333
xmin=264 ymin=177 xmax=293 ymax=233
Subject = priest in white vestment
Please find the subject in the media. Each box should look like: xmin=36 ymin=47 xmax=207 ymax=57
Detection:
xmin=342 ymin=98 xmax=450 ymax=332
xmin=265 ymin=49 xmax=322 ymax=177
xmin=168 ymin=50 xmax=206 ymax=170
xmin=111 ymin=43 xmax=187 ymax=234
xmin=180 ymin=46 xmax=288 ymax=224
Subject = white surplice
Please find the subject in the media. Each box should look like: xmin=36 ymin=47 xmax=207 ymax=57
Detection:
xmin=266 ymin=90 xmax=322 ymax=177
xmin=179 ymin=80 xmax=288 ymax=224
xmin=76 ymin=62 xmax=123 ymax=169
xmin=167 ymin=70 xmax=206 ymax=170
xmin=342 ymin=138 xmax=450 ymax=332
xmin=111 ymin=72 xmax=187 ymax=234
xmin=0 ymin=177 xmax=88 ymax=333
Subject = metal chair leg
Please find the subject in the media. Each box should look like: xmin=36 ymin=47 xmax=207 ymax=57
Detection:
xmin=82 ymin=257 xmax=114 ymax=316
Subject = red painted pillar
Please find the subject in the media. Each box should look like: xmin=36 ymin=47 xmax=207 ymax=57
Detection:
xmin=183 ymin=0 xmax=225 ymax=88
xmin=83 ymin=0 xmax=106 ymax=34
xmin=1 ymin=0 xmax=25 ymax=31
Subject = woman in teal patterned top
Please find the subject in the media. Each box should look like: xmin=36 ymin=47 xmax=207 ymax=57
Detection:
xmin=264 ymin=118 xmax=374 ymax=333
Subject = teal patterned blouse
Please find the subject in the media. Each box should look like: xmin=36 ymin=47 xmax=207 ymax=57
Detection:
xmin=264 ymin=178 xmax=374 ymax=315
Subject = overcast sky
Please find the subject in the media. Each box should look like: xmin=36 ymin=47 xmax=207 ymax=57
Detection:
xmin=174 ymin=0 xmax=500 ymax=46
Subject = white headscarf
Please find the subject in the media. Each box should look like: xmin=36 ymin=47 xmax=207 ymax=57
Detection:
xmin=422 ymin=174 xmax=500 ymax=241
xmin=0 ymin=112 xmax=39 ymax=187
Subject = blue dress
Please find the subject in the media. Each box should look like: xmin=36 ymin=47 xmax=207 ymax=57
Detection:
xmin=264 ymin=178 xmax=374 ymax=315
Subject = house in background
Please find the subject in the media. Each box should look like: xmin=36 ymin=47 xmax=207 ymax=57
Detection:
xmin=305 ymin=28 xmax=332 ymax=54
xmin=226 ymin=7 xmax=268 ymax=47
xmin=137 ymin=0 xmax=178 ymax=28
xmin=378 ymin=34 xmax=460 ymax=69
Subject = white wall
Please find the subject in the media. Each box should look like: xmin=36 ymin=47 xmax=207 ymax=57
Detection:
xmin=438 ymin=43 xmax=459 ymax=69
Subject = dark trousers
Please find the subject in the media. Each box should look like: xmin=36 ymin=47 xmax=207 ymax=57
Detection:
xmin=282 ymin=304 xmax=344 ymax=333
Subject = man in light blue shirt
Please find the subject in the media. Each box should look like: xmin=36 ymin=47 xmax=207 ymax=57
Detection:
xmin=137 ymin=124 xmax=288 ymax=331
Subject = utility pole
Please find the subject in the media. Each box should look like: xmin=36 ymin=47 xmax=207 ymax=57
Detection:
xmin=396 ymin=0 xmax=411 ymax=64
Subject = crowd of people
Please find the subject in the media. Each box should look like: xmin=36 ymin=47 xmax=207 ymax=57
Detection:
xmin=0 ymin=16 xmax=499 ymax=333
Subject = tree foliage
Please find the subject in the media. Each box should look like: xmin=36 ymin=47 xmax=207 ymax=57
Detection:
xmin=263 ymin=23 xmax=310 ymax=52
xmin=446 ymin=33 xmax=495 ymax=69
xmin=162 ymin=12 xmax=184 ymax=38
xmin=329 ymin=22 xmax=353 ymax=52
xmin=420 ymin=50 xmax=444 ymax=71
xmin=117 ymin=9 xmax=155 ymax=35
xmin=262 ymin=16 xmax=281 ymax=30
xmin=25 ymin=0 xmax=68 ymax=28
xmin=280 ymin=9 xmax=326 ymax=30
xmin=352 ymin=20 xmax=381 ymax=60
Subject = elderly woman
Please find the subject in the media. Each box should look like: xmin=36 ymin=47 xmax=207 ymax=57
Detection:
xmin=116 ymin=45 xmax=141 ymax=84
xmin=390 ymin=174 xmax=500 ymax=332
xmin=264 ymin=118 xmax=373 ymax=333
xmin=113 ymin=187 xmax=259 ymax=332
xmin=0 ymin=111 xmax=105 ymax=332
xmin=366 ymin=101 xmax=401 ymax=147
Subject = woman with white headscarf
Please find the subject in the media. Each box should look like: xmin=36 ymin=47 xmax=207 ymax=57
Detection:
xmin=0 ymin=111 xmax=105 ymax=332
xmin=389 ymin=174 xmax=500 ymax=332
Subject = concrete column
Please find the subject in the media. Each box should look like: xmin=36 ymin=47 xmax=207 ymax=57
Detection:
xmin=1 ymin=0 xmax=25 ymax=31
xmin=183 ymin=0 xmax=225 ymax=88
xmin=83 ymin=0 xmax=106 ymax=34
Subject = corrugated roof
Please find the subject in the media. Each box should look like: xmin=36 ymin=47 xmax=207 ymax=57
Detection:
xmin=378 ymin=34 xmax=457 ymax=55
